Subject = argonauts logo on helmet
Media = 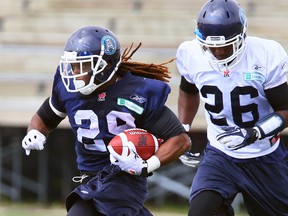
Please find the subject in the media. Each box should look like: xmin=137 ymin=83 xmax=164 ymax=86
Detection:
xmin=239 ymin=8 xmax=246 ymax=27
xmin=101 ymin=35 xmax=117 ymax=55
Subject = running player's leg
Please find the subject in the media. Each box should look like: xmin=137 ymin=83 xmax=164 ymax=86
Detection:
xmin=188 ymin=147 xmax=238 ymax=216
xmin=188 ymin=190 xmax=233 ymax=216
xmin=66 ymin=165 xmax=153 ymax=216
xmin=239 ymin=149 xmax=288 ymax=216
xmin=67 ymin=199 xmax=104 ymax=216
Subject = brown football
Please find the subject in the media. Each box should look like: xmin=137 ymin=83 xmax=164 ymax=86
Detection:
xmin=108 ymin=128 xmax=162 ymax=160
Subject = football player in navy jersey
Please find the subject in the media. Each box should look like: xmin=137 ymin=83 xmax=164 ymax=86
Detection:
xmin=22 ymin=25 xmax=191 ymax=216
xmin=176 ymin=0 xmax=288 ymax=215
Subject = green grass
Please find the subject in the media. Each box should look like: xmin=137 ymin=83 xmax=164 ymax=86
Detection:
xmin=0 ymin=203 xmax=248 ymax=216
xmin=0 ymin=203 xmax=65 ymax=216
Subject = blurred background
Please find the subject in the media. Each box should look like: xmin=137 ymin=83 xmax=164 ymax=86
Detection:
xmin=0 ymin=0 xmax=288 ymax=215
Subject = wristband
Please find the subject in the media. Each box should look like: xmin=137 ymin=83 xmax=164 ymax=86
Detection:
xmin=182 ymin=124 xmax=191 ymax=133
xmin=254 ymin=112 xmax=285 ymax=139
xmin=147 ymin=155 xmax=161 ymax=173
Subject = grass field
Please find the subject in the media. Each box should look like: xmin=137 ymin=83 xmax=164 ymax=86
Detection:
xmin=0 ymin=203 xmax=248 ymax=216
xmin=0 ymin=204 xmax=186 ymax=216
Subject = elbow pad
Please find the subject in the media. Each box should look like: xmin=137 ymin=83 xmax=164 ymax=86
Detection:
xmin=253 ymin=112 xmax=286 ymax=139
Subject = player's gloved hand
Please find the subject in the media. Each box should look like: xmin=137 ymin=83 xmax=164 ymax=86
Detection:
xmin=108 ymin=141 xmax=154 ymax=177
xmin=22 ymin=129 xmax=46 ymax=156
xmin=216 ymin=127 xmax=258 ymax=150
xmin=179 ymin=151 xmax=201 ymax=167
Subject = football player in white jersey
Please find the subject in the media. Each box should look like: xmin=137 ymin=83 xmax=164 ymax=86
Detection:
xmin=176 ymin=0 xmax=288 ymax=215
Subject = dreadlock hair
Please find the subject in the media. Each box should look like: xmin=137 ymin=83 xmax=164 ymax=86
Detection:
xmin=117 ymin=43 xmax=174 ymax=82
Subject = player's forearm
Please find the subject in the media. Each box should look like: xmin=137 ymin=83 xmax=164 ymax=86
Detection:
xmin=155 ymin=133 xmax=191 ymax=166
xmin=178 ymin=90 xmax=200 ymax=125
xmin=27 ymin=113 xmax=51 ymax=137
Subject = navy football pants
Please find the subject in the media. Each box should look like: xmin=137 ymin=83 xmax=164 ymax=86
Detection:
xmin=66 ymin=165 xmax=153 ymax=216
xmin=189 ymin=144 xmax=288 ymax=216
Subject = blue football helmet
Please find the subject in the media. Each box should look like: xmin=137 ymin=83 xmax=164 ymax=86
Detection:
xmin=59 ymin=26 xmax=121 ymax=95
xmin=195 ymin=0 xmax=247 ymax=71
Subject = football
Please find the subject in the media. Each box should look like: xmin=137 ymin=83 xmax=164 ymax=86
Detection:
xmin=108 ymin=128 xmax=162 ymax=160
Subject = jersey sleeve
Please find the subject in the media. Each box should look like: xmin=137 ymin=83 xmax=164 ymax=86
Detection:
xmin=140 ymin=79 xmax=171 ymax=128
xmin=176 ymin=42 xmax=192 ymax=81
xmin=264 ymin=41 xmax=288 ymax=89
xmin=176 ymin=40 xmax=198 ymax=84
xmin=49 ymin=66 xmax=67 ymax=118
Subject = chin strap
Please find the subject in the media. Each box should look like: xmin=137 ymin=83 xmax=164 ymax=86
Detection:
xmin=253 ymin=112 xmax=286 ymax=139
xmin=80 ymin=84 xmax=97 ymax=95
xmin=73 ymin=79 xmax=97 ymax=95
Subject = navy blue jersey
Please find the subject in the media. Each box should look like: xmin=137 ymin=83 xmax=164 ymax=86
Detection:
xmin=50 ymin=68 xmax=171 ymax=172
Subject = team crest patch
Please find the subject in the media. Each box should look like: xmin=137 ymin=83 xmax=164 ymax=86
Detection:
xmin=101 ymin=35 xmax=117 ymax=55
xmin=243 ymin=72 xmax=265 ymax=83
xmin=239 ymin=8 xmax=247 ymax=27
xmin=117 ymin=98 xmax=144 ymax=114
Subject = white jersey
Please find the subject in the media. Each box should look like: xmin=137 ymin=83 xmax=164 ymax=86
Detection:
xmin=176 ymin=36 xmax=288 ymax=159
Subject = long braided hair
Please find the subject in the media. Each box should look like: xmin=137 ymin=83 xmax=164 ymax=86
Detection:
xmin=117 ymin=43 xmax=175 ymax=82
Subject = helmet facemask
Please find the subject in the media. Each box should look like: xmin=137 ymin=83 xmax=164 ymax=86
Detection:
xmin=60 ymin=50 xmax=116 ymax=95
xmin=195 ymin=25 xmax=247 ymax=72
xmin=195 ymin=0 xmax=248 ymax=73
xmin=59 ymin=26 xmax=121 ymax=95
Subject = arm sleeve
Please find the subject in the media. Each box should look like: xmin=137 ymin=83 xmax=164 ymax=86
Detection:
xmin=145 ymin=106 xmax=185 ymax=141
xmin=37 ymin=97 xmax=65 ymax=129
xmin=180 ymin=76 xmax=199 ymax=94
xmin=265 ymin=82 xmax=288 ymax=111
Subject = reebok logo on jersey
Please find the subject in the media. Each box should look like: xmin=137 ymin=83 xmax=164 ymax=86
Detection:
xmin=130 ymin=94 xmax=147 ymax=104
xmin=80 ymin=190 xmax=89 ymax=194
xmin=252 ymin=64 xmax=264 ymax=71
xmin=243 ymin=72 xmax=265 ymax=83
xmin=281 ymin=61 xmax=288 ymax=70
xmin=117 ymin=98 xmax=144 ymax=114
